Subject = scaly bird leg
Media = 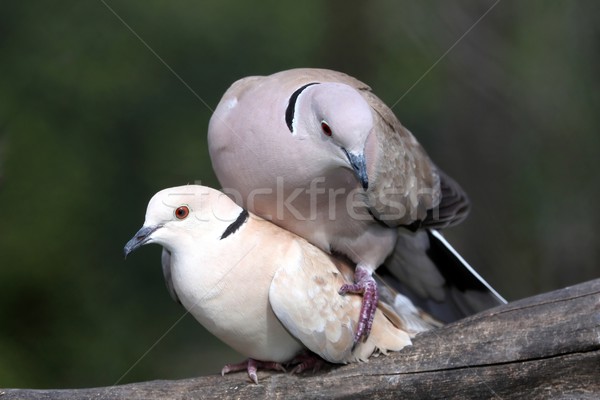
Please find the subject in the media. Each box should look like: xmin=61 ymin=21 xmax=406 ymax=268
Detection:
xmin=221 ymin=358 xmax=286 ymax=384
xmin=338 ymin=264 xmax=379 ymax=343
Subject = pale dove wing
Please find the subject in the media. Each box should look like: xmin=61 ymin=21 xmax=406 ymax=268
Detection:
xmin=269 ymin=240 xmax=412 ymax=364
xmin=160 ymin=248 xmax=180 ymax=304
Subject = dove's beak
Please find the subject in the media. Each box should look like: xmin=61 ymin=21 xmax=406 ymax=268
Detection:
xmin=344 ymin=150 xmax=369 ymax=190
xmin=124 ymin=225 xmax=161 ymax=258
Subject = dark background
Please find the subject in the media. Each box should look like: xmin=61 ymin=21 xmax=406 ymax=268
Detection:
xmin=1 ymin=0 xmax=598 ymax=388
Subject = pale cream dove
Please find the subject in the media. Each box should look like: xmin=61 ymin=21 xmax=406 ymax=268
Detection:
xmin=208 ymin=68 xmax=505 ymax=342
xmin=124 ymin=185 xmax=425 ymax=384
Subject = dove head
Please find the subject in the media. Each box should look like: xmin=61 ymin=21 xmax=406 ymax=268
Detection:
xmin=293 ymin=82 xmax=374 ymax=189
xmin=124 ymin=185 xmax=244 ymax=257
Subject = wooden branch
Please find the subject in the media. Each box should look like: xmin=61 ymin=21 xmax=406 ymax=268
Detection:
xmin=3 ymin=279 xmax=599 ymax=400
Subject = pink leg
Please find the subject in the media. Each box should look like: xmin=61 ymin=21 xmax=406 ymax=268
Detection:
xmin=221 ymin=358 xmax=286 ymax=384
xmin=339 ymin=265 xmax=379 ymax=343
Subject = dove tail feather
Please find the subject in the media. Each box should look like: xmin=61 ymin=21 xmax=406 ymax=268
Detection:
xmin=382 ymin=229 xmax=506 ymax=324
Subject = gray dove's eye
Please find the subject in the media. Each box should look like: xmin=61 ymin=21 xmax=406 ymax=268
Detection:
xmin=321 ymin=121 xmax=332 ymax=137
xmin=175 ymin=206 xmax=190 ymax=220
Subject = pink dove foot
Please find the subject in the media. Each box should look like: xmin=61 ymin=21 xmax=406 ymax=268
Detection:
xmin=338 ymin=265 xmax=379 ymax=343
xmin=221 ymin=358 xmax=286 ymax=384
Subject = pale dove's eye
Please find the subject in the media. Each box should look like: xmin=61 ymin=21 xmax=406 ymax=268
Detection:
xmin=175 ymin=206 xmax=190 ymax=220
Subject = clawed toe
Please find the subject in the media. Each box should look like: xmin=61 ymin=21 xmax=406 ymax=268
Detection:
xmin=221 ymin=358 xmax=286 ymax=384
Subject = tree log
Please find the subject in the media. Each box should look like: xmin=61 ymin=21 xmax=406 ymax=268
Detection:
xmin=3 ymin=279 xmax=599 ymax=400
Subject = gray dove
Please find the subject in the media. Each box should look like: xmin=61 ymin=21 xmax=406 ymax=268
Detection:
xmin=208 ymin=68 xmax=505 ymax=342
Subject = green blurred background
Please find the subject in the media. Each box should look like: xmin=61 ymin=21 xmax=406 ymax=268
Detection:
xmin=1 ymin=0 xmax=598 ymax=389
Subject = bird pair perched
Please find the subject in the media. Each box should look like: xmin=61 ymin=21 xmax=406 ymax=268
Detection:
xmin=125 ymin=68 xmax=505 ymax=384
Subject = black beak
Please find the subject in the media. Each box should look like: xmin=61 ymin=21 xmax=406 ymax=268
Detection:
xmin=344 ymin=150 xmax=369 ymax=190
xmin=124 ymin=225 xmax=161 ymax=258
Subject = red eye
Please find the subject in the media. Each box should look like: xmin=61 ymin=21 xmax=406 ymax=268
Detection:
xmin=321 ymin=121 xmax=332 ymax=136
xmin=175 ymin=206 xmax=190 ymax=220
